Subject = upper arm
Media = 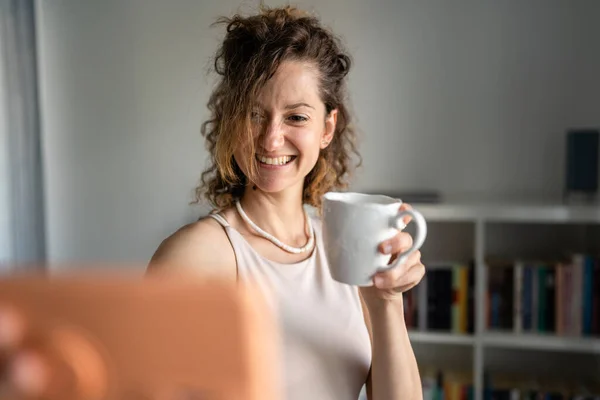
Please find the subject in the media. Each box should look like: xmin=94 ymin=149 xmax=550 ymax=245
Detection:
xmin=146 ymin=218 xmax=236 ymax=282
xmin=360 ymin=291 xmax=374 ymax=399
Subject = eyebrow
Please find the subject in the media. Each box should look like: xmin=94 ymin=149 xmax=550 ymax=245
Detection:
xmin=253 ymin=102 xmax=315 ymax=111
xmin=284 ymin=102 xmax=315 ymax=110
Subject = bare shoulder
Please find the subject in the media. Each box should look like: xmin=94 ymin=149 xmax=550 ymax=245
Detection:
xmin=146 ymin=216 xmax=236 ymax=281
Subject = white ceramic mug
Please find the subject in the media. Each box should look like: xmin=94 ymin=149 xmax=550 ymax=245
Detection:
xmin=321 ymin=192 xmax=427 ymax=286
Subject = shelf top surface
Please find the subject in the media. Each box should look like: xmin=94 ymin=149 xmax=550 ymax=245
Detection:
xmin=411 ymin=199 xmax=600 ymax=223
xmin=483 ymin=332 xmax=600 ymax=354
xmin=408 ymin=331 xmax=600 ymax=354
xmin=408 ymin=331 xmax=474 ymax=345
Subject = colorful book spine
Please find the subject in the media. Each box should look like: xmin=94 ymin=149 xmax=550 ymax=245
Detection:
xmin=513 ymin=261 xmax=523 ymax=333
xmin=583 ymin=255 xmax=594 ymax=335
xmin=538 ymin=266 xmax=547 ymax=332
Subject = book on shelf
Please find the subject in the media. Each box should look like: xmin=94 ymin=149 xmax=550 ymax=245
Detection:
xmin=421 ymin=368 xmax=473 ymax=400
xmin=404 ymin=260 xmax=475 ymax=334
xmin=485 ymin=253 xmax=600 ymax=337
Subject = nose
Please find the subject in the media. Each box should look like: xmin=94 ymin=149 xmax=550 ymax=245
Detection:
xmin=260 ymin=120 xmax=285 ymax=152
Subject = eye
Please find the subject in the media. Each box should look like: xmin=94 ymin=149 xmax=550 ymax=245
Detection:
xmin=288 ymin=115 xmax=308 ymax=123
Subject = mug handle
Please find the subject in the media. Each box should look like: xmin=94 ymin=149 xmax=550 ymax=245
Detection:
xmin=386 ymin=208 xmax=427 ymax=270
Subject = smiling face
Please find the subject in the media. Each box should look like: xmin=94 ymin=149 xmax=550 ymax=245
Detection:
xmin=233 ymin=60 xmax=337 ymax=195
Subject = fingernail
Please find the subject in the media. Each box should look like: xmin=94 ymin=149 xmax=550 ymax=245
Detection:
xmin=9 ymin=351 xmax=48 ymax=396
xmin=382 ymin=243 xmax=392 ymax=254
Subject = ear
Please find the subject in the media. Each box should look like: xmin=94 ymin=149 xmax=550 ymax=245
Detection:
xmin=321 ymin=109 xmax=338 ymax=149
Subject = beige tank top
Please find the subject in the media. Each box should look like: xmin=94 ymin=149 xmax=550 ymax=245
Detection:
xmin=209 ymin=213 xmax=372 ymax=400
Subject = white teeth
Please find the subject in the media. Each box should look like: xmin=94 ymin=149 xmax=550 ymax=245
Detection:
xmin=258 ymin=155 xmax=292 ymax=165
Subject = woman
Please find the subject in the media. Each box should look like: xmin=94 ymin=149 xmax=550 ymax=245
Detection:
xmin=149 ymin=5 xmax=425 ymax=400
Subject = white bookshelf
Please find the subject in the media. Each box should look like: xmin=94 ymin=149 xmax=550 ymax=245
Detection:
xmin=407 ymin=199 xmax=600 ymax=400
xmin=482 ymin=332 xmax=600 ymax=354
xmin=409 ymin=331 xmax=475 ymax=346
xmin=409 ymin=331 xmax=600 ymax=354
xmin=415 ymin=200 xmax=600 ymax=224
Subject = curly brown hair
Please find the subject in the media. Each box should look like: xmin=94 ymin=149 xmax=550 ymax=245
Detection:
xmin=194 ymin=5 xmax=361 ymax=210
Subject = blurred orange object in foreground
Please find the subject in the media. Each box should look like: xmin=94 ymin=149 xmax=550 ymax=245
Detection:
xmin=0 ymin=271 xmax=282 ymax=400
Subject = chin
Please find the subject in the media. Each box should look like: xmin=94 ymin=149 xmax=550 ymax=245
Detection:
xmin=252 ymin=177 xmax=301 ymax=194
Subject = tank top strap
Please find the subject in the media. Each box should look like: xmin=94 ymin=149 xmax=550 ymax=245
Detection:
xmin=207 ymin=212 xmax=230 ymax=227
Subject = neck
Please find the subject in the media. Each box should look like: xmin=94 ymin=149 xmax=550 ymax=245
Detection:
xmin=238 ymin=185 xmax=308 ymax=246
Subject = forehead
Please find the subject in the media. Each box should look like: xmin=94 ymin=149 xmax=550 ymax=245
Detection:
xmin=255 ymin=60 xmax=322 ymax=109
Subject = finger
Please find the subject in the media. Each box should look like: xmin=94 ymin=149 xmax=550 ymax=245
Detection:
xmin=373 ymin=251 xmax=422 ymax=287
xmin=8 ymin=350 xmax=49 ymax=398
xmin=402 ymin=249 xmax=422 ymax=268
xmin=8 ymin=339 xmax=79 ymax=400
xmin=393 ymin=262 xmax=426 ymax=291
xmin=379 ymin=232 xmax=413 ymax=255
xmin=0 ymin=306 xmax=25 ymax=350
xmin=373 ymin=250 xmax=420 ymax=287
xmin=388 ymin=248 xmax=421 ymax=270
xmin=374 ymin=262 xmax=425 ymax=291
xmin=399 ymin=203 xmax=413 ymax=225
xmin=373 ymin=259 xmax=411 ymax=288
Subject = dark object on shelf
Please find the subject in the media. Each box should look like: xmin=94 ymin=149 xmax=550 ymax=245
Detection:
xmin=564 ymin=129 xmax=599 ymax=201
xmin=373 ymin=190 xmax=442 ymax=204
xmin=426 ymin=266 xmax=453 ymax=330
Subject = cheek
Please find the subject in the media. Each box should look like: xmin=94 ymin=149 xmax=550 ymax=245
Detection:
xmin=291 ymin=128 xmax=323 ymax=156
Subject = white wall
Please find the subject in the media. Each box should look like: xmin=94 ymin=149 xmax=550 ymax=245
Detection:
xmin=35 ymin=0 xmax=600 ymax=266
xmin=343 ymin=0 xmax=600 ymax=199
xmin=36 ymin=0 xmax=236 ymax=266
